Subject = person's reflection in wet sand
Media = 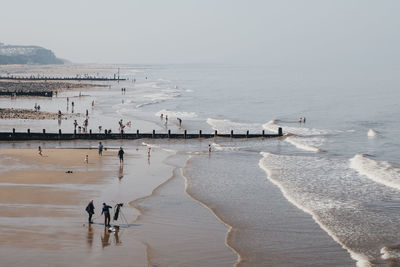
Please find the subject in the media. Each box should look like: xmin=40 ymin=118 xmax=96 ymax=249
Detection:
xmin=101 ymin=227 xmax=111 ymax=248
xmin=114 ymin=229 xmax=122 ymax=245
xmin=118 ymin=165 xmax=124 ymax=180
xmin=87 ymin=224 xmax=94 ymax=249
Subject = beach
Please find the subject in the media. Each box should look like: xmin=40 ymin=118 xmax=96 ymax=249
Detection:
xmin=0 ymin=63 xmax=399 ymax=266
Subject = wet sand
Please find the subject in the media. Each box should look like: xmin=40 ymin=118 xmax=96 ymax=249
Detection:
xmin=0 ymin=148 xmax=149 ymax=266
xmin=0 ymin=146 xmax=236 ymax=266
xmin=132 ymin=154 xmax=237 ymax=266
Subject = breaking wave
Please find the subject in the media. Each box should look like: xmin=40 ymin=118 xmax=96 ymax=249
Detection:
xmin=349 ymin=154 xmax=400 ymax=191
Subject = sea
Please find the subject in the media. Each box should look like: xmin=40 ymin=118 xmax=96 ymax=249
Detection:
xmin=1 ymin=63 xmax=400 ymax=266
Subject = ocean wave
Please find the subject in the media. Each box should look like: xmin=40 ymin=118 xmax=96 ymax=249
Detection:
xmin=259 ymin=152 xmax=373 ymax=267
xmin=285 ymin=136 xmax=325 ymax=152
xmin=155 ymin=109 xmax=198 ymax=119
xmin=206 ymin=118 xmax=264 ymax=134
xmin=136 ymin=90 xmax=182 ymax=108
xmin=263 ymin=120 xmax=326 ymax=152
xmin=349 ymin=154 xmax=400 ymax=191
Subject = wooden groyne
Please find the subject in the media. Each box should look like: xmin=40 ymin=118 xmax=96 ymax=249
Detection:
xmin=0 ymin=91 xmax=53 ymax=97
xmin=0 ymin=128 xmax=283 ymax=141
xmin=0 ymin=76 xmax=126 ymax=82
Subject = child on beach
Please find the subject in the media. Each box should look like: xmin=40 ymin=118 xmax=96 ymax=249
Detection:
xmin=38 ymin=146 xmax=42 ymax=156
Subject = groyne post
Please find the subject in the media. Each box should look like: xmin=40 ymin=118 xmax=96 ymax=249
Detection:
xmin=136 ymin=129 xmax=139 ymax=138
xmin=184 ymin=130 xmax=187 ymax=139
xmin=262 ymin=130 xmax=265 ymax=137
xmin=199 ymin=130 xmax=202 ymax=138
xmin=104 ymin=129 xmax=107 ymax=135
xmin=27 ymin=129 xmax=30 ymax=134
xmin=43 ymin=129 xmax=46 ymax=134
xmin=152 ymin=130 xmax=155 ymax=138
xmin=89 ymin=129 xmax=92 ymax=135
xmin=59 ymin=129 xmax=62 ymax=135
xmin=12 ymin=128 xmax=15 ymax=134
xmin=246 ymin=130 xmax=249 ymax=138
xmin=214 ymin=130 xmax=217 ymax=138
xmin=231 ymin=130 xmax=233 ymax=138
xmin=278 ymin=127 xmax=283 ymax=136
xmin=168 ymin=129 xmax=171 ymax=138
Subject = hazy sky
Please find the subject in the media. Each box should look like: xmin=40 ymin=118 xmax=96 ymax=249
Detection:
xmin=1 ymin=0 xmax=399 ymax=65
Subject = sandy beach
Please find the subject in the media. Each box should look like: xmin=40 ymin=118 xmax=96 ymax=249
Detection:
xmin=0 ymin=145 xmax=238 ymax=266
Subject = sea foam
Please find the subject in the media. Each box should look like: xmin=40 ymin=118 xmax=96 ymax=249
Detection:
xmin=207 ymin=118 xmax=264 ymax=134
xmin=263 ymin=120 xmax=326 ymax=152
xmin=156 ymin=109 xmax=197 ymax=119
xmin=350 ymin=154 xmax=400 ymax=191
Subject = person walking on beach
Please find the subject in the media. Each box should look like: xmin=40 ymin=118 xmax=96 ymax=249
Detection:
xmin=118 ymin=147 xmax=124 ymax=165
xmin=38 ymin=146 xmax=43 ymax=156
xmin=101 ymin=202 xmax=112 ymax=226
xmin=208 ymin=144 xmax=212 ymax=154
xmin=98 ymin=142 xmax=103 ymax=156
xmin=177 ymin=118 xmax=182 ymax=127
xmin=86 ymin=200 xmax=95 ymax=224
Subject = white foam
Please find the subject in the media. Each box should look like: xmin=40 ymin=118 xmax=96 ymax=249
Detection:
xmin=263 ymin=120 xmax=326 ymax=152
xmin=207 ymin=118 xmax=264 ymax=134
xmin=286 ymin=136 xmax=325 ymax=152
xmin=367 ymin=129 xmax=377 ymax=137
xmin=350 ymin=154 xmax=400 ymax=191
xmin=259 ymin=152 xmax=372 ymax=267
xmin=381 ymin=246 xmax=400 ymax=260
xmin=155 ymin=109 xmax=198 ymax=119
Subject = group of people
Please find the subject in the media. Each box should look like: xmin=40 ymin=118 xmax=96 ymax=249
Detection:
xmin=85 ymin=201 xmax=113 ymax=226
xmin=298 ymin=117 xmax=306 ymax=123
xmin=118 ymin=119 xmax=132 ymax=134
xmin=34 ymin=103 xmax=41 ymax=111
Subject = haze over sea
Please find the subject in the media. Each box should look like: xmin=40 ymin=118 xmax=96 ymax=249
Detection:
xmin=1 ymin=63 xmax=400 ymax=266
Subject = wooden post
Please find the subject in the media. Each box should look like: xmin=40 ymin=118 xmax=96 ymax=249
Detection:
xmin=152 ymin=130 xmax=155 ymax=138
xmin=199 ymin=130 xmax=202 ymax=138
xmin=89 ymin=129 xmax=92 ymax=135
xmin=246 ymin=130 xmax=249 ymax=138
xmin=231 ymin=130 xmax=233 ymax=138
xmin=27 ymin=129 xmax=30 ymax=134
xmin=214 ymin=130 xmax=217 ymax=137
xmin=278 ymin=127 xmax=283 ymax=136
xmin=136 ymin=129 xmax=139 ymax=138
xmin=59 ymin=129 xmax=62 ymax=135
xmin=168 ymin=129 xmax=171 ymax=138
xmin=43 ymin=129 xmax=46 ymax=134
xmin=104 ymin=129 xmax=107 ymax=135
xmin=184 ymin=130 xmax=187 ymax=139
xmin=12 ymin=128 xmax=15 ymax=134
xmin=262 ymin=130 xmax=265 ymax=137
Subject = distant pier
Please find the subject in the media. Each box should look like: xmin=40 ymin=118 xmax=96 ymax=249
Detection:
xmin=0 ymin=128 xmax=283 ymax=141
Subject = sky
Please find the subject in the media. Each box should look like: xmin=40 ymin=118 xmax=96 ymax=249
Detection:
xmin=1 ymin=0 xmax=400 ymax=65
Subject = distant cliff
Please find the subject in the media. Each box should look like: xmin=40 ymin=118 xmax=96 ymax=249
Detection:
xmin=0 ymin=42 xmax=64 ymax=65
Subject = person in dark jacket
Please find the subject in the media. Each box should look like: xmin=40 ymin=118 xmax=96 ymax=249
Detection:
xmin=101 ymin=202 xmax=112 ymax=226
xmin=86 ymin=200 xmax=95 ymax=224
xmin=118 ymin=147 xmax=124 ymax=165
